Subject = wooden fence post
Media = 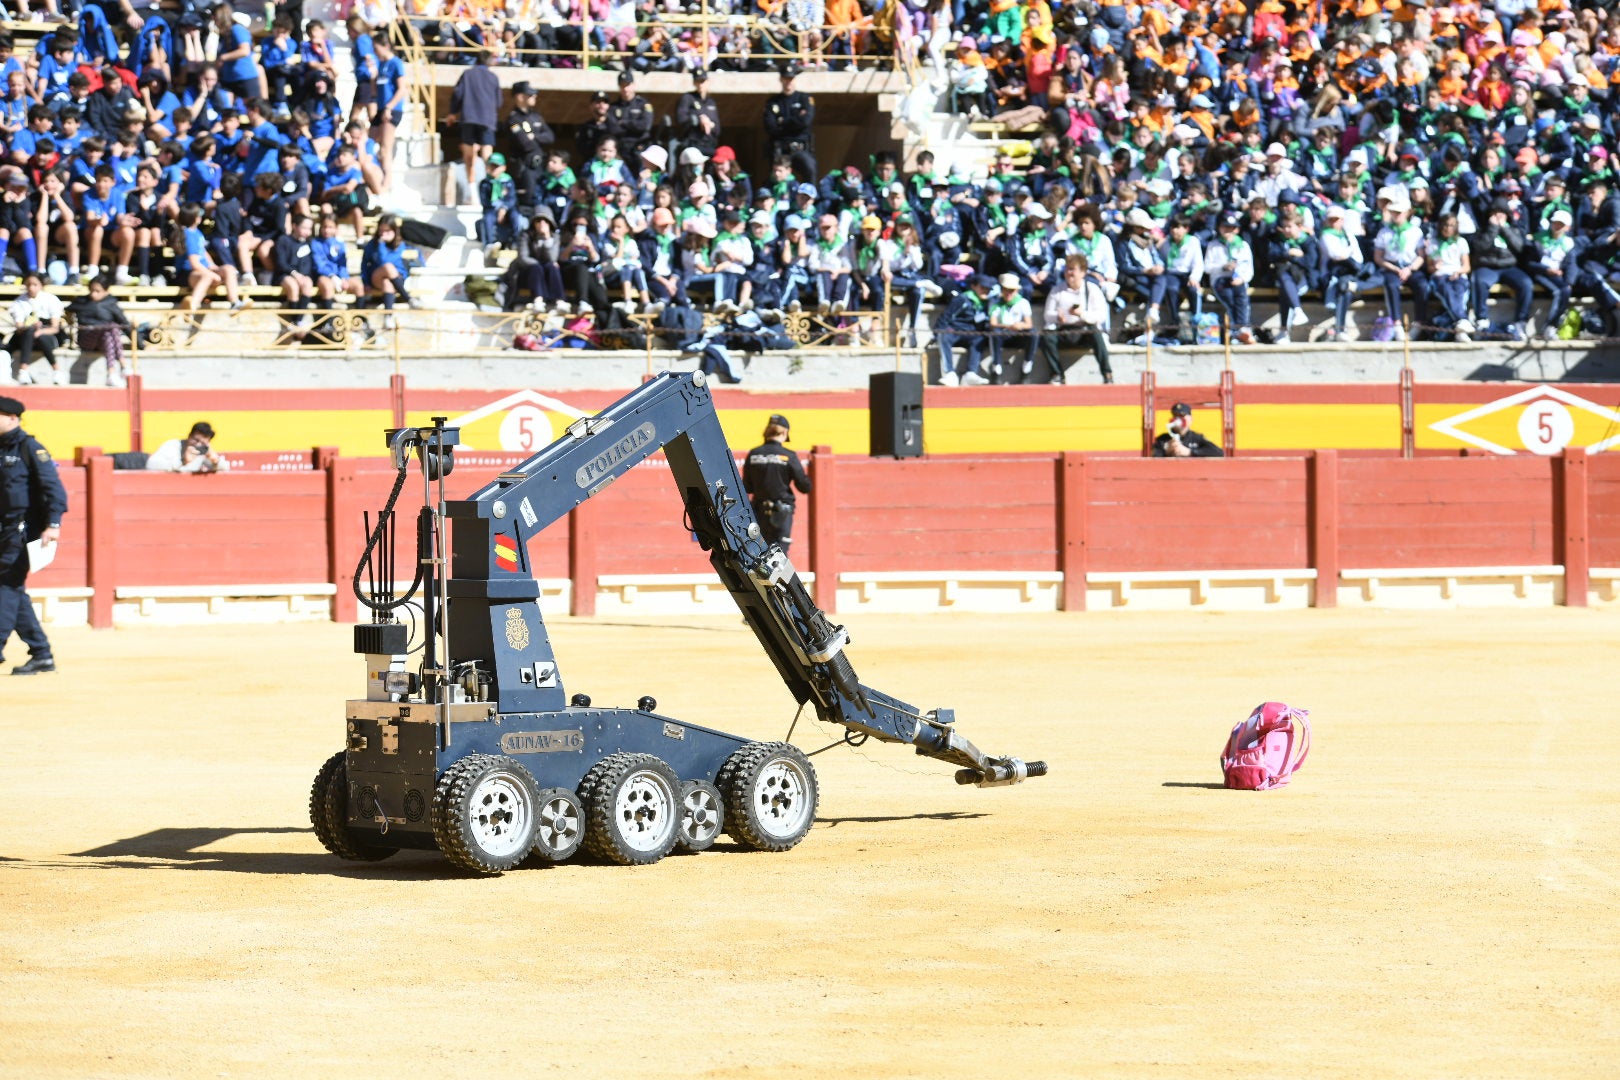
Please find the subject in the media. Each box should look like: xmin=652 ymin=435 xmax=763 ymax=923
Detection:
xmin=83 ymin=453 xmax=115 ymax=629
xmin=809 ymin=445 xmax=838 ymax=613
xmin=1558 ymin=446 xmax=1589 ymax=608
xmin=569 ymin=498 xmax=598 ymax=617
xmin=1057 ymin=452 xmax=1087 ymax=611
xmin=326 ymin=453 xmax=360 ymax=624
xmin=1308 ymin=450 xmax=1339 ymax=609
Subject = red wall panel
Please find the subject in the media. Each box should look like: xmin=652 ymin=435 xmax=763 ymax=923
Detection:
xmin=837 ymin=457 xmax=1058 ymax=572
xmin=111 ymin=471 xmax=329 ymax=585
xmin=31 ymin=464 xmax=87 ymax=590
xmin=1589 ymin=454 xmax=1620 ymax=567
xmin=1337 ymin=457 xmax=1554 ymax=568
xmin=1086 ymin=459 xmax=1309 ymax=571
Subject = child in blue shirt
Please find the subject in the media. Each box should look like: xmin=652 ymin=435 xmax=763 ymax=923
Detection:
xmin=180 ymin=134 xmax=222 ymax=210
xmin=36 ymin=35 xmax=81 ymax=105
xmin=80 ymin=166 xmax=122 ymax=280
xmin=360 ymin=214 xmax=417 ymax=326
xmin=345 ymin=15 xmax=378 ymax=127
xmin=260 ymin=18 xmax=300 ymax=106
xmin=320 ymin=143 xmax=366 ymax=238
xmin=175 ymin=202 xmax=246 ymax=311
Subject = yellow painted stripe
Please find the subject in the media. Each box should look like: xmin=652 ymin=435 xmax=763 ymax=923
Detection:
xmin=28 ymin=410 xmax=129 ymax=459
xmin=1235 ymin=404 xmax=1403 ymax=451
xmin=142 ymin=409 xmax=395 ymax=456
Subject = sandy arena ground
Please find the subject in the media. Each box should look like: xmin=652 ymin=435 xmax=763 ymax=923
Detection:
xmin=1 ymin=608 xmax=1616 ymax=1079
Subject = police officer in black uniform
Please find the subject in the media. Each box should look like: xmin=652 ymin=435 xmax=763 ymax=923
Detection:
xmin=763 ymin=64 xmax=816 ymax=179
xmin=504 ymin=80 xmax=556 ymax=211
xmin=575 ymin=91 xmax=614 ymax=163
xmin=674 ymin=68 xmax=721 ymax=161
xmin=743 ymin=413 xmax=811 ymax=551
xmin=0 ymin=396 xmax=67 ymax=674
xmin=606 ymin=70 xmax=655 ymax=171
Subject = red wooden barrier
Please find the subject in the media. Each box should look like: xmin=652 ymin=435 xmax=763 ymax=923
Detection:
xmin=1086 ymin=458 xmax=1309 ymax=572
xmin=1590 ymin=453 xmax=1620 ymax=569
xmin=1337 ymin=456 xmax=1554 ymax=569
xmin=1557 ymin=448 xmax=1589 ymax=608
xmin=838 ymin=456 xmax=1058 ymax=573
xmin=49 ymin=447 xmax=1616 ymax=624
xmin=1308 ymin=451 xmax=1339 ymax=609
xmin=810 ymin=446 xmax=838 ymax=612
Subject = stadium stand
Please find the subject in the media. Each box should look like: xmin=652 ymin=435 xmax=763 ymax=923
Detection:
xmin=0 ymin=0 xmax=1617 ymax=388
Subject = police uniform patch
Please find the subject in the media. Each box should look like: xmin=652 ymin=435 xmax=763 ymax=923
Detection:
xmin=35 ymin=449 xmax=49 ymax=462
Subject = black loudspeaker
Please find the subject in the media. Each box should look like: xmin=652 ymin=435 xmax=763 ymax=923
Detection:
xmin=870 ymin=372 xmax=924 ymax=458
xmin=399 ymin=219 xmax=450 ymax=249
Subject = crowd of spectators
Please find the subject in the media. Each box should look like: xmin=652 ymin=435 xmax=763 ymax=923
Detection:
xmin=0 ymin=0 xmax=425 ymax=382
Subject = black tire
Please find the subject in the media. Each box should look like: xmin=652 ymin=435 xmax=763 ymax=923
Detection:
xmin=676 ymin=779 xmax=724 ymax=853
xmin=530 ymin=787 xmax=585 ymax=864
xmin=431 ymin=754 xmax=541 ymax=875
xmin=717 ymin=741 xmax=818 ymax=853
xmin=578 ymin=752 xmax=681 ymax=866
xmin=308 ymin=750 xmax=398 ymax=862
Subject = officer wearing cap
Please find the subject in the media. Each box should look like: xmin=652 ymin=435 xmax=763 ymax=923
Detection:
xmin=504 ymin=80 xmax=555 ymax=211
xmin=575 ymin=91 xmax=614 ymax=162
xmin=743 ymin=414 xmax=811 ymax=551
xmin=607 ymin=70 xmax=655 ymax=171
xmin=675 ymin=68 xmax=721 ymax=160
xmin=764 ymin=64 xmax=816 ymax=178
xmin=0 ymin=396 xmax=67 ymax=674
xmin=1153 ymin=402 xmax=1224 ymax=458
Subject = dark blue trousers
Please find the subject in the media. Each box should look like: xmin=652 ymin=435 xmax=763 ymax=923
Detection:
xmin=0 ymin=523 xmax=50 ymax=663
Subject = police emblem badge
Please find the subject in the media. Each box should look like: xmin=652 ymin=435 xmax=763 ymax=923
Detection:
xmin=505 ymin=607 xmax=530 ymax=651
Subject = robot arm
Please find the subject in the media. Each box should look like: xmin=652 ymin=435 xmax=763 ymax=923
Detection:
xmin=426 ymin=371 xmax=1042 ymax=787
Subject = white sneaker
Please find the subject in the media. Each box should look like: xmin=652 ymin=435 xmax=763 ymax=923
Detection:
xmin=1288 ymin=307 xmax=1309 ymax=328
xmin=15 ymin=364 xmax=33 ymax=385
xmin=918 ymin=280 xmax=944 ymax=298
xmin=53 ymin=367 xmax=69 ymax=386
xmin=1456 ymin=318 xmax=1475 ymax=334
xmin=961 ymin=370 xmax=989 ymax=386
xmin=382 ymin=313 xmax=397 ymax=330
xmin=938 ymin=370 xmax=959 ymax=386
xmin=114 ymin=267 xmax=134 ymax=286
xmin=1145 ymin=303 xmax=1160 ymax=324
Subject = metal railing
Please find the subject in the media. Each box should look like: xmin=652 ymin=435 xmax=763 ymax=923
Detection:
xmin=399 ymin=7 xmax=901 ymax=74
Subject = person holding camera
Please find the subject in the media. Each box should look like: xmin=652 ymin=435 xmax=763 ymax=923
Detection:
xmin=1037 ymin=254 xmax=1113 ymax=384
xmin=146 ymin=421 xmax=230 ymax=474
xmin=1152 ymin=402 xmax=1224 ymax=458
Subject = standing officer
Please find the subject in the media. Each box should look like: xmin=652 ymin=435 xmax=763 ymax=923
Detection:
xmin=763 ymin=63 xmax=815 ymax=179
xmin=575 ymin=91 xmax=614 ymax=163
xmin=0 ymin=396 xmax=67 ymax=675
xmin=743 ymin=414 xmax=811 ymax=552
xmin=674 ymin=68 xmax=721 ymax=161
xmin=607 ymin=70 xmax=655 ymax=171
xmin=504 ymin=80 xmax=555 ymax=212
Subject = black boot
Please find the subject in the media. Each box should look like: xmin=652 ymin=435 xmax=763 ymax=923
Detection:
xmin=12 ymin=656 xmax=55 ymax=675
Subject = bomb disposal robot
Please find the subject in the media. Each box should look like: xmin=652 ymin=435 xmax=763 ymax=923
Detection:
xmin=311 ymin=371 xmax=1045 ymax=874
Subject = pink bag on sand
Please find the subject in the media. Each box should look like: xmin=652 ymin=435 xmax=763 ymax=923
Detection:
xmin=1221 ymin=702 xmax=1310 ymax=790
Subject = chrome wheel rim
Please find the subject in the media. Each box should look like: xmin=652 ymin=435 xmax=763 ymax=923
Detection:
xmin=616 ymin=771 xmax=675 ymax=853
xmin=468 ymin=772 xmax=532 ymax=858
xmin=755 ymin=758 xmax=812 ymax=840
xmin=680 ymin=786 xmax=722 ymax=846
xmin=536 ymin=794 xmax=581 ymax=855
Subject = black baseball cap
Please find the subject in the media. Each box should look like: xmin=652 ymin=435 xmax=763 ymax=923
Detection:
xmin=1171 ymin=402 xmax=1192 ymax=418
xmin=512 ymin=80 xmax=535 ymax=96
xmin=591 ymin=90 xmax=610 ymax=103
xmin=0 ymin=394 xmax=24 ymax=416
xmin=617 ymin=69 xmax=634 ymax=86
xmin=693 ymin=68 xmax=710 ymax=82
xmin=768 ymin=413 xmax=790 ymax=428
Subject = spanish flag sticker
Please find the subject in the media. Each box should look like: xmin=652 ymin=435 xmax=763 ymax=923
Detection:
xmin=494 ymin=535 xmax=520 ymax=573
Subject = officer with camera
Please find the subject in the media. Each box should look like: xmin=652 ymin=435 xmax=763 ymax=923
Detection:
xmin=744 ymin=414 xmax=812 ymax=551
xmin=1153 ymin=402 xmax=1225 ymax=458
xmin=0 ymin=396 xmax=67 ymax=674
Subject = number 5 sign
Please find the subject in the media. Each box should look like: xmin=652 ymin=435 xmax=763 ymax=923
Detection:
xmin=436 ymin=391 xmax=589 ymax=452
xmin=1430 ymin=387 xmax=1620 ymax=456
